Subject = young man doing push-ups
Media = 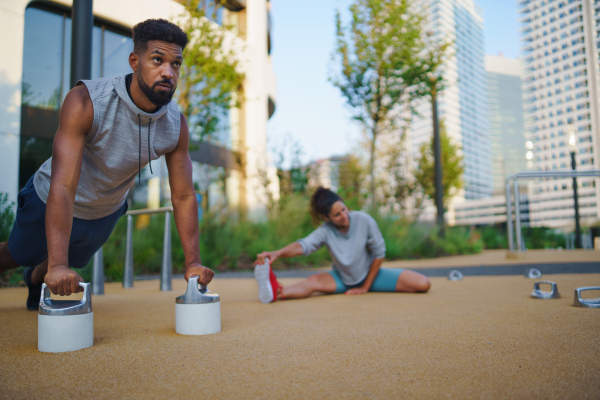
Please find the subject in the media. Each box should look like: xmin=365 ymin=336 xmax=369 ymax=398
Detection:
xmin=0 ymin=19 xmax=213 ymax=309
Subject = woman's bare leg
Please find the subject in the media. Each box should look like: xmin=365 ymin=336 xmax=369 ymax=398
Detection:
xmin=280 ymin=272 xmax=337 ymax=300
xmin=395 ymin=270 xmax=431 ymax=293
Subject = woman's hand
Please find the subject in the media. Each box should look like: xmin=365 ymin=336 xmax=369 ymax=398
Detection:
xmin=345 ymin=286 xmax=369 ymax=295
xmin=255 ymin=251 xmax=278 ymax=265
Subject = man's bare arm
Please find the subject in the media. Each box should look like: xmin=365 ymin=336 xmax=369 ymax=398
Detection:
xmin=165 ymin=113 xmax=214 ymax=285
xmin=45 ymin=85 xmax=93 ymax=296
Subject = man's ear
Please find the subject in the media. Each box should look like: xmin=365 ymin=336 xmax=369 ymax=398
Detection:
xmin=129 ymin=52 xmax=139 ymax=72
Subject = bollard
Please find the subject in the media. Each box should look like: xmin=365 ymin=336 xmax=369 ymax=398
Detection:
xmin=161 ymin=211 xmax=172 ymax=291
xmin=506 ymin=182 xmax=514 ymax=252
xmin=92 ymin=247 xmax=104 ymax=295
xmin=123 ymin=214 xmax=134 ymax=288
xmin=514 ymin=180 xmax=523 ymax=252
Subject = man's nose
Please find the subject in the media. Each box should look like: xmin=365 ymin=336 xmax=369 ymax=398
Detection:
xmin=161 ymin=64 xmax=174 ymax=80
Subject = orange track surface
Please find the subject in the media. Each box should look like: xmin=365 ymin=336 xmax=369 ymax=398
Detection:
xmin=1 ymin=274 xmax=599 ymax=399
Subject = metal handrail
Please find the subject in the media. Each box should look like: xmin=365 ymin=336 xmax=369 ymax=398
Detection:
xmin=92 ymin=206 xmax=174 ymax=295
xmin=505 ymin=169 xmax=600 ymax=253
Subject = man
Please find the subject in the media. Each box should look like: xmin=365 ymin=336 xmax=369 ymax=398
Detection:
xmin=0 ymin=19 xmax=213 ymax=309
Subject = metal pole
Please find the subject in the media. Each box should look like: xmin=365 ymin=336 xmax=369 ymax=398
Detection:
xmin=571 ymin=151 xmax=582 ymax=248
xmin=514 ymin=180 xmax=523 ymax=252
xmin=160 ymin=211 xmax=172 ymax=291
xmin=123 ymin=214 xmax=134 ymax=288
xmin=506 ymin=181 xmax=514 ymax=252
xmin=432 ymin=89 xmax=444 ymax=237
xmin=70 ymin=0 xmax=93 ymax=88
xmin=92 ymin=247 xmax=104 ymax=295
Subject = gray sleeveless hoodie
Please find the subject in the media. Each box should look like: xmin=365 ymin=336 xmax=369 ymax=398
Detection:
xmin=33 ymin=74 xmax=181 ymax=220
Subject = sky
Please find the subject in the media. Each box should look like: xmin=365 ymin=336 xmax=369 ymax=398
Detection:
xmin=266 ymin=0 xmax=522 ymax=166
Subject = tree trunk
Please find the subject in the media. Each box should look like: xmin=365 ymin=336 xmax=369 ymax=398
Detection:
xmin=369 ymin=130 xmax=377 ymax=209
xmin=431 ymin=88 xmax=445 ymax=237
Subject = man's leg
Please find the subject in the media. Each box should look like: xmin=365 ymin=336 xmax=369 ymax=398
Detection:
xmin=279 ymin=272 xmax=337 ymax=300
xmin=0 ymin=242 xmax=20 ymax=275
xmin=395 ymin=270 xmax=431 ymax=293
xmin=30 ymin=259 xmax=48 ymax=285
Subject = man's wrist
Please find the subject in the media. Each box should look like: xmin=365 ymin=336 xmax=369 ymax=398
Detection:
xmin=186 ymin=262 xmax=203 ymax=270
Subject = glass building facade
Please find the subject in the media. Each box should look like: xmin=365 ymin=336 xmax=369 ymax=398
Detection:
xmin=19 ymin=4 xmax=133 ymax=189
xmin=485 ymin=55 xmax=526 ymax=196
xmin=411 ymin=0 xmax=492 ymax=201
xmin=518 ymin=0 xmax=600 ymax=227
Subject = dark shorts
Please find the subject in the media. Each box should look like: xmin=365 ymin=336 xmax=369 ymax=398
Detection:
xmin=8 ymin=176 xmax=127 ymax=269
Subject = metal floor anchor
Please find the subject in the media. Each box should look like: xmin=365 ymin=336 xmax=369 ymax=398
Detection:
xmin=573 ymin=287 xmax=600 ymax=308
xmin=531 ymin=281 xmax=561 ymax=299
xmin=448 ymin=270 xmax=463 ymax=281
xmin=525 ymin=268 xmax=542 ymax=279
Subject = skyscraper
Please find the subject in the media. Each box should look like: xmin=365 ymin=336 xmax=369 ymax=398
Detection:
xmin=485 ymin=55 xmax=526 ymax=196
xmin=518 ymin=0 xmax=600 ymax=228
xmin=411 ymin=0 xmax=492 ymax=201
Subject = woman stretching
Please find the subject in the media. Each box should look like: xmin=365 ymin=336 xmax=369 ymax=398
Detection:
xmin=254 ymin=187 xmax=431 ymax=303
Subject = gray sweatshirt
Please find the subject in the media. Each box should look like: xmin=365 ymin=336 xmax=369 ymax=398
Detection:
xmin=34 ymin=75 xmax=181 ymax=220
xmin=297 ymin=211 xmax=386 ymax=285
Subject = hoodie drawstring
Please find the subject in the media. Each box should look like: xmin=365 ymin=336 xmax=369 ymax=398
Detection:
xmin=138 ymin=114 xmax=154 ymax=185
xmin=148 ymin=118 xmax=153 ymax=175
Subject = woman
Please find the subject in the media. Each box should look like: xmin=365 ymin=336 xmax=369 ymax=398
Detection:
xmin=254 ymin=187 xmax=431 ymax=303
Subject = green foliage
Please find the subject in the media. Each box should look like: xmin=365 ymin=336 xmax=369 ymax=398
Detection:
xmin=478 ymin=227 xmax=508 ymax=250
xmin=523 ymin=227 xmax=566 ymax=249
xmin=177 ymin=0 xmax=245 ymax=141
xmin=374 ymin=215 xmax=482 ymax=259
xmin=331 ymin=0 xmax=429 ymax=197
xmin=0 ymin=193 xmax=15 ymax=242
xmin=415 ymin=119 xmax=464 ymax=209
xmin=337 ymin=155 xmax=367 ymax=211
xmin=475 ymin=226 xmax=565 ymax=250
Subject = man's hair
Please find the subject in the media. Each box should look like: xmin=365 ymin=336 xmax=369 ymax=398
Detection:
xmin=132 ymin=19 xmax=188 ymax=54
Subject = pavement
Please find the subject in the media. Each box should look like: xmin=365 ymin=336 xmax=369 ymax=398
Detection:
xmin=1 ymin=264 xmax=599 ymax=399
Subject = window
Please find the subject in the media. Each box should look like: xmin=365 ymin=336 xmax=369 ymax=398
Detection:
xmin=19 ymin=5 xmax=133 ymax=189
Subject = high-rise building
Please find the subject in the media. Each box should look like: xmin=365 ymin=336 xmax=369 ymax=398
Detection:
xmin=518 ymin=0 xmax=600 ymax=228
xmin=410 ymin=0 xmax=492 ymax=202
xmin=485 ymin=55 xmax=527 ymax=196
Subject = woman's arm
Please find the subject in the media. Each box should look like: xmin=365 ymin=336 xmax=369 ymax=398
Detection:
xmin=345 ymin=257 xmax=384 ymax=295
xmin=255 ymin=242 xmax=304 ymax=265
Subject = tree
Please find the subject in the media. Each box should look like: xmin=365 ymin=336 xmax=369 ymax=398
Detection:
xmin=337 ymin=154 xmax=366 ymax=210
xmin=330 ymin=0 xmax=427 ymax=205
xmin=414 ymin=119 xmax=464 ymax=210
xmin=177 ymin=0 xmax=245 ymax=142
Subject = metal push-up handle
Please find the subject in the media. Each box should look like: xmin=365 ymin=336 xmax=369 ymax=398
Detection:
xmin=573 ymin=287 xmax=600 ymax=308
xmin=531 ymin=281 xmax=561 ymax=299
xmin=448 ymin=270 xmax=463 ymax=281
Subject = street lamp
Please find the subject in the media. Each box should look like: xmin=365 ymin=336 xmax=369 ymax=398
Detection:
xmin=569 ymin=128 xmax=582 ymax=248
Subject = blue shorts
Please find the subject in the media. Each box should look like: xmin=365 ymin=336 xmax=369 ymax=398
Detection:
xmin=328 ymin=268 xmax=404 ymax=294
xmin=8 ymin=176 xmax=127 ymax=269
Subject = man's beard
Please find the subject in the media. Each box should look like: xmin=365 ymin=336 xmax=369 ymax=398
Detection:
xmin=137 ymin=73 xmax=176 ymax=107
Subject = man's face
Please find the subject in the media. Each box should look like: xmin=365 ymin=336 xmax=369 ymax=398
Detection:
xmin=131 ymin=40 xmax=183 ymax=106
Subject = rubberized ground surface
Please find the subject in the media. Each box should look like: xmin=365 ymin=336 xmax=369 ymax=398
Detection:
xmin=1 ymin=271 xmax=600 ymax=399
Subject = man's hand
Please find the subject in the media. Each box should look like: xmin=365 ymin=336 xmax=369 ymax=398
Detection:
xmin=184 ymin=263 xmax=214 ymax=285
xmin=345 ymin=286 xmax=369 ymax=295
xmin=255 ymin=251 xmax=278 ymax=265
xmin=44 ymin=265 xmax=84 ymax=296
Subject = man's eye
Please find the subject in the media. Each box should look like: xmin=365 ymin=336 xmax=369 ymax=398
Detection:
xmin=173 ymin=62 xmax=181 ymax=67
xmin=153 ymin=57 xmax=161 ymax=63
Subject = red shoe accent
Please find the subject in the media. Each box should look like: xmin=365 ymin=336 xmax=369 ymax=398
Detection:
xmin=269 ymin=267 xmax=284 ymax=301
